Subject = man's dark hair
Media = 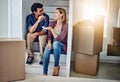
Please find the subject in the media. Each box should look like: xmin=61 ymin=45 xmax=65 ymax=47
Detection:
xmin=31 ymin=3 xmax=43 ymax=13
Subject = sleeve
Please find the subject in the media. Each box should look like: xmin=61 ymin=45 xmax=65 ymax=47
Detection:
xmin=43 ymin=14 xmax=49 ymax=27
xmin=26 ymin=15 xmax=33 ymax=32
xmin=55 ymin=23 xmax=68 ymax=42
xmin=42 ymin=14 xmax=49 ymax=32
xmin=47 ymin=22 xmax=55 ymax=41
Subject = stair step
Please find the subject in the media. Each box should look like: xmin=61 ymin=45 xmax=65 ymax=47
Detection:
xmin=25 ymin=50 xmax=67 ymax=76
xmin=25 ymin=62 xmax=66 ymax=76
xmin=33 ymin=52 xmax=66 ymax=63
xmin=30 ymin=42 xmax=67 ymax=63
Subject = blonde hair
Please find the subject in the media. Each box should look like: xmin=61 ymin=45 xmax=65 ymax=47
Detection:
xmin=56 ymin=8 xmax=67 ymax=23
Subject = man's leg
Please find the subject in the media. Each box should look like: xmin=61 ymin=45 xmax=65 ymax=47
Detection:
xmin=26 ymin=33 xmax=34 ymax=64
xmin=38 ymin=35 xmax=47 ymax=64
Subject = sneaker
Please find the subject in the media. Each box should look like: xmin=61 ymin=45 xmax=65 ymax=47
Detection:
xmin=39 ymin=61 xmax=43 ymax=65
xmin=26 ymin=56 xmax=34 ymax=64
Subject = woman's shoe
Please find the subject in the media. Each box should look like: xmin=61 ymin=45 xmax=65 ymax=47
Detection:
xmin=53 ymin=66 xmax=60 ymax=76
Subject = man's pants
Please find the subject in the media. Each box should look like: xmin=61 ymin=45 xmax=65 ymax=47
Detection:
xmin=27 ymin=33 xmax=47 ymax=60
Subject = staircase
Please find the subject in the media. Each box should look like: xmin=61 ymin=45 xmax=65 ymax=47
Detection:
xmin=25 ymin=42 xmax=67 ymax=76
xmin=24 ymin=0 xmax=69 ymax=76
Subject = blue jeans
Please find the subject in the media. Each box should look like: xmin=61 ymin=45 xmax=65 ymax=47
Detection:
xmin=43 ymin=41 xmax=65 ymax=74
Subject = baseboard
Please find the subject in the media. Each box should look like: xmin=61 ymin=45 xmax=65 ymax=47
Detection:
xmin=100 ymin=59 xmax=120 ymax=63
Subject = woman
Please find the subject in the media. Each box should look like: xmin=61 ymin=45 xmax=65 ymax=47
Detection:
xmin=43 ymin=8 xmax=68 ymax=76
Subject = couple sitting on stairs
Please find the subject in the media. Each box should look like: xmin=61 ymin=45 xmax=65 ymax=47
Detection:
xmin=26 ymin=3 xmax=68 ymax=76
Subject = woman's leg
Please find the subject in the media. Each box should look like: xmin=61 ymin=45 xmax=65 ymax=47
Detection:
xmin=53 ymin=41 xmax=64 ymax=66
xmin=43 ymin=47 xmax=51 ymax=75
xmin=52 ymin=41 xmax=65 ymax=76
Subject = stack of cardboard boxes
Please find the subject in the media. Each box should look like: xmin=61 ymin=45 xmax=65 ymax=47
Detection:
xmin=73 ymin=16 xmax=104 ymax=75
xmin=107 ymin=27 xmax=120 ymax=56
xmin=0 ymin=38 xmax=25 ymax=82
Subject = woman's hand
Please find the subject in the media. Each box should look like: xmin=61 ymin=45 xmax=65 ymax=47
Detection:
xmin=46 ymin=43 xmax=52 ymax=50
xmin=43 ymin=27 xmax=52 ymax=31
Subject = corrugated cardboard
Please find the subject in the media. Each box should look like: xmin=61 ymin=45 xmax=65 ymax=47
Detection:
xmin=0 ymin=38 xmax=25 ymax=82
xmin=72 ymin=16 xmax=104 ymax=55
xmin=107 ymin=44 xmax=120 ymax=56
xmin=113 ymin=27 xmax=120 ymax=47
xmin=75 ymin=53 xmax=99 ymax=75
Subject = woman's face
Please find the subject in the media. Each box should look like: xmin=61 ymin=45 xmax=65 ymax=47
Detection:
xmin=54 ymin=10 xmax=62 ymax=20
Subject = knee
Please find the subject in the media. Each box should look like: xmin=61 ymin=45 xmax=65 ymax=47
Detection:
xmin=38 ymin=35 xmax=47 ymax=40
xmin=38 ymin=35 xmax=42 ymax=40
xmin=53 ymin=41 xmax=60 ymax=49
xmin=27 ymin=33 xmax=31 ymax=38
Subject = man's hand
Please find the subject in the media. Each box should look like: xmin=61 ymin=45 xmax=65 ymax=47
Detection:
xmin=29 ymin=33 xmax=38 ymax=42
xmin=37 ymin=15 xmax=45 ymax=23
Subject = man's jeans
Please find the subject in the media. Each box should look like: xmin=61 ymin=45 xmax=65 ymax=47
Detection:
xmin=43 ymin=41 xmax=65 ymax=74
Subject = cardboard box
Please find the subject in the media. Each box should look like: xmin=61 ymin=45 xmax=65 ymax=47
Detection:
xmin=107 ymin=44 xmax=120 ymax=56
xmin=113 ymin=27 xmax=120 ymax=47
xmin=73 ymin=16 xmax=104 ymax=55
xmin=0 ymin=38 xmax=25 ymax=82
xmin=75 ymin=53 xmax=99 ymax=75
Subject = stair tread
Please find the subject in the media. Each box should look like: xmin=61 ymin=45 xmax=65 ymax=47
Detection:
xmin=26 ymin=62 xmax=66 ymax=68
xmin=26 ymin=52 xmax=67 ymax=63
xmin=25 ymin=62 xmax=66 ymax=76
xmin=25 ymin=51 xmax=67 ymax=76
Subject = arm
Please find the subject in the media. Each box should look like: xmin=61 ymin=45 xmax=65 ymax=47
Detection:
xmin=47 ymin=39 xmax=52 ymax=50
xmin=26 ymin=15 xmax=45 ymax=42
xmin=35 ymin=14 xmax=49 ymax=36
xmin=43 ymin=21 xmax=58 ymax=38
xmin=29 ymin=21 xmax=40 ymax=33
xmin=55 ymin=23 xmax=68 ymax=41
xmin=29 ymin=15 xmax=45 ymax=33
xmin=46 ymin=30 xmax=52 ymax=50
xmin=51 ymin=28 xmax=58 ymax=38
xmin=46 ymin=23 xmax=68 ymax=42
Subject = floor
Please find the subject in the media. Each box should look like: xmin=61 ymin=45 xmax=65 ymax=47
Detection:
xmin=70 ymin=62 xmax=120 ymax=81
xmin=15 ymin=74 xmax=119 ymax=82
xmin=14 ymin=62 xmax=120 ymax=82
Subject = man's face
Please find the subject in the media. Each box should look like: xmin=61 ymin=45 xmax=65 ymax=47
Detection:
xmin=34 ymin=8 xmax=44 ymax=17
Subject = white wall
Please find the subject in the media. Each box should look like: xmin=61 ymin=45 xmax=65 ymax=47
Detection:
xmin=0 ymin=0 xmax=23 ymax=39
xmin=73 ymin=0 xmax=84 ymax=25
xmin=107 ymin=0 xmax=120 ymax=44
xmin=10 ymin=0 xmax=22 ymax=38
xmin=100 ymin=0 xmax=120 ymax=63
xmin=0 ymin=0 xmax=8 ymax=37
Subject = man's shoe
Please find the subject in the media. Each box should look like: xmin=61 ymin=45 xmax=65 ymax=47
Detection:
xmin=39 ymin=61 xmax=43 ymax=65
xmin=26 ymin=56 xmax=34 ymax=64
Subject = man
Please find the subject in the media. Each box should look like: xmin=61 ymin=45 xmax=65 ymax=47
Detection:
xmin=26 ymin=3 xmax=49 ymax=64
